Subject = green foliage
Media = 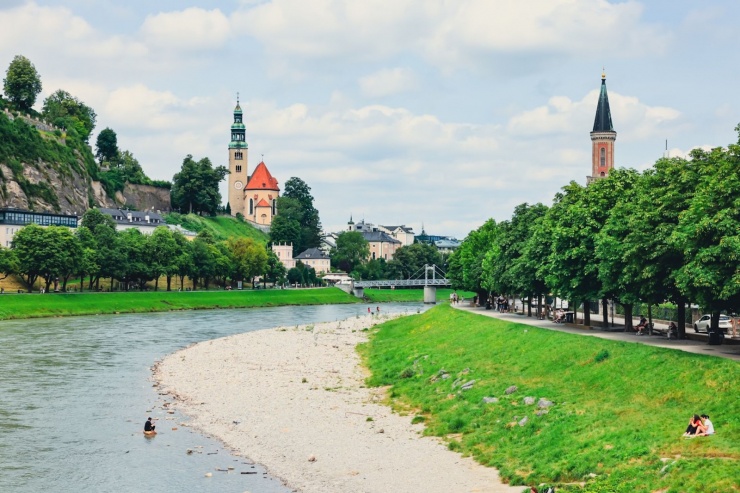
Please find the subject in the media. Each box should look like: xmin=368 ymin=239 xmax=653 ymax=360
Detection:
xmin=170 ymin=154 xmax=227 ymax=215
xmin=95 ymin=127 xmax=118 ymax=164
xmin=3 ymin=55 xmax=42 ymax=111
xmin=41 ymin=89 xmax=96 ymax=142
xmin=273 ymin=177 xmax=322 ymax=253
xmin=361 ymin=305 xmax=740 ymax=491
xmin=593 ymin=348 xmax=610 ymax=363
xmin=331 ymin=231 xmax=369 ymax=273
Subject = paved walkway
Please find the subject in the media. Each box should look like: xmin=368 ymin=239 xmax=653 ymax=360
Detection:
xmin=453 ymin=304 xmax=740 ymax=362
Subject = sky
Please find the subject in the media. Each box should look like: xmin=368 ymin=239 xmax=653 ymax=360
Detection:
xmin=1 ymin=0 xmax=739 ymax=239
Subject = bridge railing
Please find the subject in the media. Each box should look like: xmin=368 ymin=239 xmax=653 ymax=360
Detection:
xmin=354 ymin=278 xmax=450 ymax=288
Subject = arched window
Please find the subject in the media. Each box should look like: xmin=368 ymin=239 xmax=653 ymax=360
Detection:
xmin=272 ymin=199 xmax=276 ymax=216
xmin=600 ymin=147 xmax=606 ymax=167
xmin=249 ymin=198 xmax=254 ymax=215
xmin=235 ymin=151 xmax=243 ymax=160
xmin=235 ymin=165 xmax=242 ymax=173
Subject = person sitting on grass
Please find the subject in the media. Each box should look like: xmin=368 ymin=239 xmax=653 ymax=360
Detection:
xmin=696 ymin=414 xmax=715 ymax=436
xmin=683 ymin=414 xmax=705 ymax=437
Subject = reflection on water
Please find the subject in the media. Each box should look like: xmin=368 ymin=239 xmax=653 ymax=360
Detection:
xmin=0 ymin=303 xmax=424 ymax=493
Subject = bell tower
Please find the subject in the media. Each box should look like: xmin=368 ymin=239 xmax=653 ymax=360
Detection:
xmin=588 ymin=71 xmax=617 ymax=184
xmin=228 ymin=95 xmax=248 ymax=216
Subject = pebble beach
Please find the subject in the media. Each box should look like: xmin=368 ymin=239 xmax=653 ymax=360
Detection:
xmin=155 ymin=313 xmax=520 ymax=493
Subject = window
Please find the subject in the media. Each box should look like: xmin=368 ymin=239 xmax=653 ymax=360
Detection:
xmin=272 ymin=199 xmax=276 ymax=216
xmin=600 ymin=147 xmax=606 ymax=167
xmin=235 ymin=165 xmax=242 ymax=173
xmin=235 ymin=152 xmax=243 ymax=160
xmin=372 ymin=252 xmax=376 ymax=260
xmin=249 ymin=198 xmax=254 ymax=215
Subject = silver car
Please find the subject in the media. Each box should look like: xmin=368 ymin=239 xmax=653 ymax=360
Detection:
xmin=693 ymin=314 xmax=732 ymax=333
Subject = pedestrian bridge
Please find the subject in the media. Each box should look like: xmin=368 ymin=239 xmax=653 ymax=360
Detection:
xmin=348 ymin=264 xmax=449 ymax=303
xmin=353 ymin=278 xmax=450 ymax=288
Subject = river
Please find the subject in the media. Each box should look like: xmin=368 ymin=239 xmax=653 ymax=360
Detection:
xmin=0 ymin=303 xmax=425 ymax=492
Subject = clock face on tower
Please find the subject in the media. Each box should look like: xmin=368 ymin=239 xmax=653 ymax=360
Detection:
xmin=234 ymin=180 xmax=244 ymax=190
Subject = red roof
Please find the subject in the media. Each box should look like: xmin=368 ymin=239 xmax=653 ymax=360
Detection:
xmin=255 ymin=198 xmax=271 ymax=207
xmin=245 ymin=161 xmax=279 ymax=191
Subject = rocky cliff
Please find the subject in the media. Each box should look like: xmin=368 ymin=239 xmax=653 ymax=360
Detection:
xmin=0 ymin=110 xmax=170 ymax=214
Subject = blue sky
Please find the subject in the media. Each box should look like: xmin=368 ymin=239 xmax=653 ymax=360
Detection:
xmin=1 ymin=0 xmax=739 ymax=238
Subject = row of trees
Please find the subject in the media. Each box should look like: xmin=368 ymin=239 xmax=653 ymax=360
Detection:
xmin=0 ymin=209 xmax=286 ymax=292
xmin=449 ymin=126 xmax=740 ymax=338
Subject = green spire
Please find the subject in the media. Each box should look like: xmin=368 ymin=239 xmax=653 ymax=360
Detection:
xmin=229 ymin=94 xmax=247 ymax=149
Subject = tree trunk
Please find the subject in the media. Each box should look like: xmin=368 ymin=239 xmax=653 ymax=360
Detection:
xmin=711 ymin=310 xmax=721 ymax=333
xmin=582 ymin=300 xmax=590 ymax=326
xmin=155 ymin=277 xmax=159 ymax=291
xmin=44 ymin=278 xmax=52 ymax=293
xmin=647 ymin=305 xmax=654 ymax=336
xmin=537 ymin=293 xmax=543 ymax=319
xmin=602 ymin=297 xmax=609 ymax=327
xmin=676 ymin=298 xmax=686 ymax=339
xmin=623 ymin=303 xmax=634 ymax=331
xmin=166 ymin=276 xmax=172 ymax=291
xmin=527 ymin=295 xmax=532 ymax=317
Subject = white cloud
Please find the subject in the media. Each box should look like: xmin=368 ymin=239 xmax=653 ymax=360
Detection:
xmin=359 ymin=68 xmax=417 ymax=98
xmin=234 ymin=0 xmax=670 ymax=72
xmin=139 ymin=8 xmax=231 ymax=51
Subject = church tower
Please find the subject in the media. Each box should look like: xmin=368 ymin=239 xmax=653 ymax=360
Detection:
xmin=588 ymin=71 xmax=617 ymax=184
xmin=228 ymin=96 xmax=248 ymax=215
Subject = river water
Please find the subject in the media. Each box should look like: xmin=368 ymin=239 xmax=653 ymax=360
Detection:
xmin=0 ymin=303 xmax=425 ymax=493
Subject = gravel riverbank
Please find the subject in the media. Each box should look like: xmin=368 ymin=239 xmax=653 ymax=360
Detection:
xmin=155 ymin=313 xmax=519 ymax=493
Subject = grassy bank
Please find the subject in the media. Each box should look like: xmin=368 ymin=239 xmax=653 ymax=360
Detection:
xmin=364 ymin=288 xmax=475 ymax=303
xmin=359 ymin=304 xmax=740 ymax=492
xmin=0 ymin=288 xmax=357 ymax=321
xmin=165 ymin=213 xmax=269 ymax=243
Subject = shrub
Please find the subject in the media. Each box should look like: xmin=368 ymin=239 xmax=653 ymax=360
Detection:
xmin=594 ymin=349 xmax=610 ymax=363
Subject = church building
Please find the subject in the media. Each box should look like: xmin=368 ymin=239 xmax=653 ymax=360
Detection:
xmin=227 ymin=99 xmax=280 ymax=225
xmin=587 ymin=72 xmax=616 ymax=184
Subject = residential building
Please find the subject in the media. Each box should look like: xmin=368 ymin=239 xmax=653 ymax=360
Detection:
xmin=98 ymin=208 xmax=165 ymax=234
xmin=362 ymin=230 xmax=402 ymax=260
xmin=272 ymin=244 xmax=331 ymax=274
xmin=415 ymin=229 xmax=461 ymax=253
xmin=378 ymin=224 xmax=415 ymax=246
xmin=0 ymin=208 xmax=78 ymax=247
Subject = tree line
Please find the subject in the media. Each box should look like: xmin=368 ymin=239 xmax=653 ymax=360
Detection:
xmin=448 ymin=126 xmax=740 ymax=338
xmin=0 ymin=209 xmax=287 ymax=292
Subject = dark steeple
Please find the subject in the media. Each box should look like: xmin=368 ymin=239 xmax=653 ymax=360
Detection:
xmin=592 ymin=72 xmax=614 ymax=132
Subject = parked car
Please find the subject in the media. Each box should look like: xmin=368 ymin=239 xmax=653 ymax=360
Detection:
xmin=693 ymin=314 xmax=731 ymax=333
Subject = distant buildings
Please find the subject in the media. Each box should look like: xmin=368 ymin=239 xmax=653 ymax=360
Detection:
xmin=98 ymin=208 xmax=165 ymax=234
xmin=272 ymin=243 xmax=331 ymax=274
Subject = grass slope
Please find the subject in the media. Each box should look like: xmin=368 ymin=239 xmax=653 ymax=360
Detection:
xmin=364 ymin=288 xmax=475 ymax=303
xmin=0 ymin=287 xmax=357 ymax=321
xmin=359 ymin=304 xmax=740 ymax=492
xmin=165 ymin=213 xmax=269 ymax=243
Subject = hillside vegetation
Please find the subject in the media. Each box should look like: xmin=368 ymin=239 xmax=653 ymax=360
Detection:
xmin=360 ymin=305 xmax=740 ymax=492
xmin=165 ymin=212 xmax=269 ymax=243
xmin=0 ymin=110 xmax=97 ymax=210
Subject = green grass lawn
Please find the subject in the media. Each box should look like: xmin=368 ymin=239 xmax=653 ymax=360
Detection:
xmin=165 ymin=213 xmax=269 ymax=243
xmin=359 ymin=304 xmax=740 ymax=492
xmin=364 ymin=288 xmax=476 ymax=303
xmin=0 ymin=287 xmax=357 ymax=321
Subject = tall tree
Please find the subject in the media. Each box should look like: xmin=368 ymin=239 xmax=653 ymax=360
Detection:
xmin=3 ymin=55 xmax=42 ymax=111
xmin=269 ymin=208 xmax=301 ymax=249
xmin=282 ymin=177 xmax=322 ymax=252
xmin=11 ymin=224 xmax=47 ymax=289
xmin=447 ymin=219 xmax=499 ymax=303
xmin=171 ymin=154 xmax=228 ymax=215
xmin=263 ymin=248 xmax=287 ymax=287
xmin=227 ymin=237 xmax=268 ymax=287
xmin=391 ymin=242 xmax=443 ymax=279
xmin=148 ymin=227 xmax=179 ymax=291
xmin=95 ymin=127 xmax=119 ymax=164
xmin=673 ymin=139 xmax=740 ymax=329
xmin=41 ymin=89 xmax=97 ymax=142
xmin=0 ymin=246 xmax=18 ymax=281
xmin=331 ymin=231 xmax=369 ymax=274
